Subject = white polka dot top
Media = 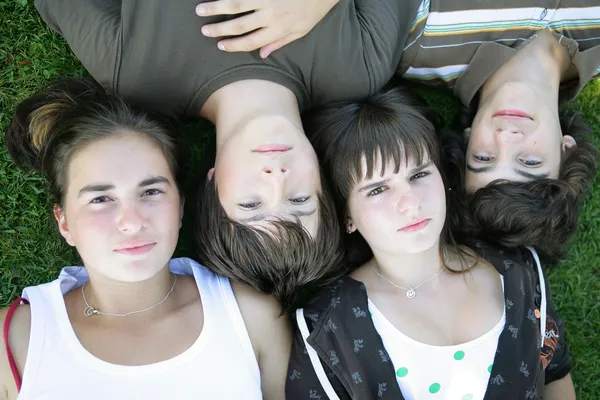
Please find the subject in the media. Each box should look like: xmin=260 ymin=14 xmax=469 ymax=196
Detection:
xmin=368 ymin=277 xmax=506 ymax=400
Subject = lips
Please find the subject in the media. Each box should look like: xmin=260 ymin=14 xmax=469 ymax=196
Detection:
xmin=114 ymin=242 xmax=156 ymax=256
xmin=252 ymin=144 xmax=292 ymax=153
xmin=493 ymin=110 xmax=533 ymax=120
xmin=398 ymin=219 xmax=431 ymax=233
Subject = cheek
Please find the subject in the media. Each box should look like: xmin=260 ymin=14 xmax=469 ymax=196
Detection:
xmin=68 ymin=208 xmax=116 ymax=258
xmin=351 ymin=198 xmax=394 ymax=235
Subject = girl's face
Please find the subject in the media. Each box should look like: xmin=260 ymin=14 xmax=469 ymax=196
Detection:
xmin=55 ymin=132 xmax=183 ymax=282
xmin=347 ymin=155 xmax=446 ymax=256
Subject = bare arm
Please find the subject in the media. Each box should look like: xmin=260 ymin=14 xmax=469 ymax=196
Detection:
xmin=232 ymin=282 xmax=291 ymax=400
xmin=543 ymin=373 xmax=576 ymax=400
xmin=0 ymin=304 xmax=31 ymax=400
xmin=196 ymin=0 xmax=341 ymax=58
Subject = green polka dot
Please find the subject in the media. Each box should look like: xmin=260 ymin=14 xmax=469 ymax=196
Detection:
xmin=396 ymin=367 xmax=408 ymax=378
xmin=462 ymin=394 xmax=474 ymax=400
xmin=429 ymin=383 xmax=441 ymax=394
xmin=488 ymin=364 xmax=493 ymax=373
xmin=454 ymin=350 xmax=465 ymax=360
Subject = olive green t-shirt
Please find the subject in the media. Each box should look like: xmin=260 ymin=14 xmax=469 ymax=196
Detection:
xmin=35 ymin=0 xmax=422 ymax=119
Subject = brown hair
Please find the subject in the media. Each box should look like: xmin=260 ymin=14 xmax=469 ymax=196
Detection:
xmin=443 ymin=107 xmax=599 ymax=262
xmin=195 ymin=173 xmax=345 ymax=310
xmin=5 ymin=79 xmax=184 ymax=206
xmin=304 ymin=84 xmax=468 ymax=269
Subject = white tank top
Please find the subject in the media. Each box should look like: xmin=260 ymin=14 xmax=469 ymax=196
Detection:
xmin=369 ymin=276 xmax=505 ymax=400
xmin=17 ymin=258 xmax=262 ymax=400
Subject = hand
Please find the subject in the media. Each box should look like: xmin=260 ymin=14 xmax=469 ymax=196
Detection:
xmin=196 ymin=0 xmax=340 ymax=58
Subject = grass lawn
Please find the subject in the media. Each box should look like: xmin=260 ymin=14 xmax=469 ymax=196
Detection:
xmin=1 ymin=1 xmax=599 ymax=397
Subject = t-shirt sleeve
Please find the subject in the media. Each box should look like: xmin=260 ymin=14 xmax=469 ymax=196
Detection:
xmin=286 ymin=314 xmax=350 ymax=400
xmin=351 ymin=0 xmax=423 ymax=89
xmin=539 ymin=269 xmax=573 ymax=384
xmin=34 ymin=0 xmax=121 ymax=90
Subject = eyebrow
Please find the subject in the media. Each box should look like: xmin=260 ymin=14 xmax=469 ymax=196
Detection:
xmin=466 ymin=165 xmax=549 ymax=180
xmin=77 ymin=176 xmax=171 ymax=197
xmin=238 ymin=208 xmax=318 ymax=223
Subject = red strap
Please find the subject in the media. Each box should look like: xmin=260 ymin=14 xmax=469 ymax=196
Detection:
xmin=3 ymin=297 xmax=29 ymax=393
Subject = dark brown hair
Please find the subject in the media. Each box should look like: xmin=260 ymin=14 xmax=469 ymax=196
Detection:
xmin=195 ymin=173 xmax=345 ymax=310
xmin=5 ymin=78 xmax=184 ymax=206
xmin=443 ymin=107 xmax=599 ymax=262
xmin=304 ymin=84 xmax=460 ymax=268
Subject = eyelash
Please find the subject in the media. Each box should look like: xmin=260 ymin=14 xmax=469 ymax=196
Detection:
xmin=475 ymin=155 xmax=495 ymax=162
xmin=410 ymin=171 xmax=430 ymax=181
xmin=520 ymin=159 xmax=541 ymax=167
xmin=239 ymin=202 xmax=261 ymax=210
xmin=290 ymin=196 xmax=310 ymax=204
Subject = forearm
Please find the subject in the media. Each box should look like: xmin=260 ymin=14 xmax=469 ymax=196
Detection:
xmin=542 ymin=373 xmax=576 ymax=400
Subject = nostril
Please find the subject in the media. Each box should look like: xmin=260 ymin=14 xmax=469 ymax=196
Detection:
xmin=281 ymin=168 xmax=287 ymax=173
xmin=264 ymin=168 xmax=272 ymax=174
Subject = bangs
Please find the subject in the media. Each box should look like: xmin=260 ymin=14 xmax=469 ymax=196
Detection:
xmin=332 ymin=99 xmax=439 ymax=199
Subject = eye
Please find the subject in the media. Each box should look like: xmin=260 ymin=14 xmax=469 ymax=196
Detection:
xmin=474 ymin=155 xmax=495 ymax=162
xmin=90 ymin=196 xmax=111 ymax=204
xmin=142 ymin=188 xmax=164 ymax=196
xmin=290 ymin=196 xmax=310 ymax=204
xmin=238 ymin=201 xmax=262 ymax=210
xmin=519 ymin=159 xmax=542 ymax=167
xmin=367 ymin=187 xmax=387 ymax=196
xmin=410 ymin=171 xmax=431 ymax=181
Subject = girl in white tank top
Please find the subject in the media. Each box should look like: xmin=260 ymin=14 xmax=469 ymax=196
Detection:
xmin=0 ymin=79 xmax=291 ymax=400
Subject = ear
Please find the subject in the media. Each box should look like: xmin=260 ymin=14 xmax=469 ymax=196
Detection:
xmin=345 ymin=218 xmax=357 ymax=234
xmin=206 ymin=167 xmax=215 ymax=182
xmin=54 ymin=205 xmax=75 ymax=247
xmin=562 ymin=135 xmax=577 ymax=153
xmin=463 ymin=127 xmax=472 ymax=140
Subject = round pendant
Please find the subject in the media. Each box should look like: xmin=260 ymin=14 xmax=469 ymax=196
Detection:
xmin=406 ymin=289 xmax=416 ymax=299
xmin=84 ymin=305 xmax=97 ymax=317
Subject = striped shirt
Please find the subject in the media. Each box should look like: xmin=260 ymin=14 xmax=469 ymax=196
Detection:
xmin=398 ymin=0 xmax=600 ymax=106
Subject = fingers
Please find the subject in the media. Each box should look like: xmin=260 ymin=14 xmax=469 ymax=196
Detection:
xmin=196 ymin=0 xmax=264 ymax=16
xmin=259 ymin=34 xmax=301 ymax=58
xmin=215 ymin=27 xmax=284 ymax=52
xmin=201 ymin=12 xmax=264 ymax=38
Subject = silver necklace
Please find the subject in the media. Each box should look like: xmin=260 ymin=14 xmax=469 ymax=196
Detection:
xmin=371 ymin=265 xmax=445 ymax=299
xmin=82 ymin=273 xmax=177 ymax=317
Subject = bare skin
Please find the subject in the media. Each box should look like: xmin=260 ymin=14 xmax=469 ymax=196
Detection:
xmin=0 ymin=282 xmax=290 ymax=400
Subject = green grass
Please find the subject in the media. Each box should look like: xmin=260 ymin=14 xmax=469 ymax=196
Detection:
xmin=1 ymin=0 xmax=599 ymax=397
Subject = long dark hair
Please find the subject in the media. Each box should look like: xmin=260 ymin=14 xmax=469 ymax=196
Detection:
xmin=304 ymin=83 xmax=467 ymax=270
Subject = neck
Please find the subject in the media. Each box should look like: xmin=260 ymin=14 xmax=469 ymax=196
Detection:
xmin=480 ymin=30 xmax=570 ymax=106
xmin=83 ymin=265 xmax=175 ymax=316
xmin=370 ymin=240 xmax=444 ymax=288
xmin=201 ymin=80 xmax=303 ymax=151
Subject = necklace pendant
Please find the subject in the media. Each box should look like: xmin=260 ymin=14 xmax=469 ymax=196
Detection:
xmin=84 ymin=305 xmax=98 ymax=317
xmin=406 ymin=289 xmax=416 ymax=299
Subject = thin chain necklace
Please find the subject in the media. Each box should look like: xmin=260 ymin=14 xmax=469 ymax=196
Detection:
xmin=82 ymin=273 xmax=178 ymax=317
xmin=371 ymin=265 xmax=445 ymax=299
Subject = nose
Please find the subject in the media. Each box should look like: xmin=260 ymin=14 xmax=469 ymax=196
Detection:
xmin=494 ymin=119 xmax=524 ymax=146
xmin=262 ymin=166 xmax=289 ymax=182
xmin=117 ymin=202 xmax=147 ymax=233
xmin=396 ymin=190 xmax=420 ymax=216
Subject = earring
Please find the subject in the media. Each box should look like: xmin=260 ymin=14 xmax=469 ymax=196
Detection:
xmin=347 ymin=229 xmax=353 ymax=234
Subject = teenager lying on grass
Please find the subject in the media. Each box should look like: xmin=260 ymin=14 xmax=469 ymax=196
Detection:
xmin=0 ymin=79 xmax=290 ymax=400
xmin=287 ymin=85 xmax=575 ymax=400
xmin=32 ymin=0 xmax=421 ymax=303
xmin=196 ymin=0 xmax=600 ymax=261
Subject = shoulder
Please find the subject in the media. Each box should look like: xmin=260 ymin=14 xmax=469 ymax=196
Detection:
xmin=231 ymin=282 xmax=291 ymax=357
xmin=0 ymin=302 xmax=32 ymax=398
